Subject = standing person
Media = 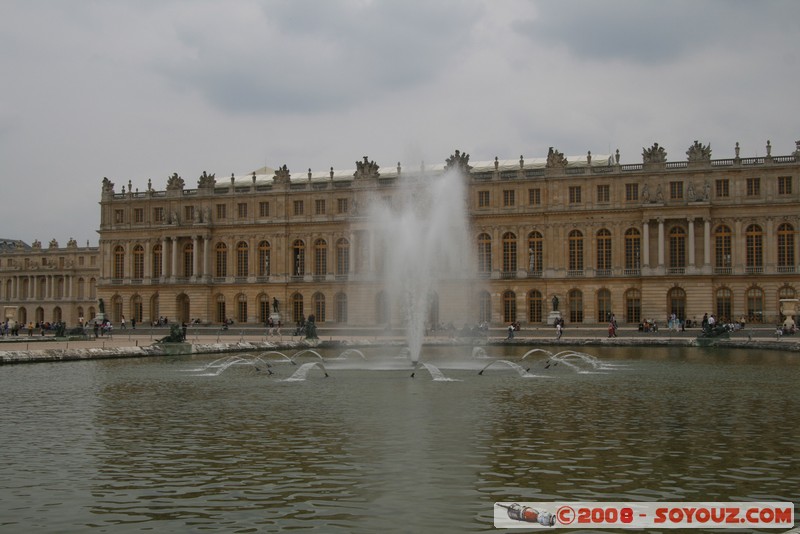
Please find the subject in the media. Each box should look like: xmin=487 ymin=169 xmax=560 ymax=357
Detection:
xmin=556 ymin=321 xmax=563 ymax=340
xmin=131 ymin=317 xmax=136 ymax=329
xmin=507 ymin=324 xmax=514 ymax=340
xmin=121 ymin=315 xmax=126 ymax=330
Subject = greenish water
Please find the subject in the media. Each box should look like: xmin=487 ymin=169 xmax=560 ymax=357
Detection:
xmin=0 ymin=346 xmax=798 ymax=533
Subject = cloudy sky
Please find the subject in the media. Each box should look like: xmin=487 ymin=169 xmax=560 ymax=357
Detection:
xmin=1 ymin=0 xmax=798 ymax=246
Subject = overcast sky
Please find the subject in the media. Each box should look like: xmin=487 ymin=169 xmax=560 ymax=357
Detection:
xmin=1 ymin=0 xmax=798 ymax=246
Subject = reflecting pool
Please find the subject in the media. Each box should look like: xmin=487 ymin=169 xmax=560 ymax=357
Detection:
xmin=1 ymin=345 xmax=798 ymax=532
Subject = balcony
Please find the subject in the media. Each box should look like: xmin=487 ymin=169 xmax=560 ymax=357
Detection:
xmin=777 ymin=266 xmax=796 ymax=274
xmin=501 ymin=271 xmax=516 ymax=280
xmin=714 ymin=267 xmax=732 ymax=275
xmin=667 ymin=268 xmax=685 ymax=275
xmin=595 ymin=269 xmax=612 ymax=277
xmin=566 ymin=270 xmax=584 ymax=277
xmin=527 ymin=270 xmax=542 ymax=278
xmin=623 ymin=268 xmax=640 ymax=276
xmin=745 ymin=266 xmax=764 ymax=275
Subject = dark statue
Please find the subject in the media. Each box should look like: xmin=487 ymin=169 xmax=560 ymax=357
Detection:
xmin=272 ymin=297 xmax=279 ymax=313
xmin=552 ymin=295 xmax=559 ymax=311
xmin=158 ymin=323 xmax=186 ymax=343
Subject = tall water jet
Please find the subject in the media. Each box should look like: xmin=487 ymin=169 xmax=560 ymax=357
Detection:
xmin=369 ymin=155 xmax=473 ymax=364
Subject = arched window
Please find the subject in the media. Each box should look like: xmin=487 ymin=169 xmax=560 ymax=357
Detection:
xmin=183 ymin=243 xmax=194 ymax=277
xmin=597 ymin=288 xmax=612 ymax=322
xmin=215 ymin=294 xmax=226 ymax=323
xmin=596 ymin=229 xmax=612 ymax=274
xmin=477 ymin=233 xmax=492 ymax=274
xmin=478 ymin=290 xmax=491 ymax=324
xmin=258 ymin=240 xmax=271 ymax=277
xmin=236 ymin=293 xmax=247 ymax=323
xmin=293 ymin=240 xmax=305 ymax=276
xmin=778 ymin=285 xmax=796 ymax=318
xmin=746 ymin=286 xmax=764 ymax=323
xmin=314 ymin=239 xmax=327 ymax=278
xmin=527 ymin=289 xmax=543 ymax=323
xmin=667 ymin=287 xmax=686 ymax=320
xmin=745 ymin=224 xmax=763 ymax=273
xmin=714 ymin=224 xmax=732 ymax=272
xmin=236 ymin=241 xmax=249 ymax=277
xmin=111 ymin=295 xmax=123 ymax=323
xmin=527 ymin=231 xmax=543 ymax=274
xmin=777 ymin=223 xmax=795 ymax=272
xmin=715 ymin=287 xmax=732 ymax=322
xmin=132 ymin=245 xmax=144 ymax=279
xmin=568 ymin=230 xmax=583 ymax=272
xmin=292 ymin=293 xmax=304 ymax=323
xmin=131 ymin=295 xmax=143 ymax=323
xmin=113 ymin=245 xmax=125 ymax=279
xmin=624 ymin=228 xmax=641 ymax=273
xmin=336 ymin=238 xmax=350 ymax=277
xmin=503 ymin=290 xmax=516 ymax=323
xmin=502 ymin=232 xmax=517 ymax=274
xmin=668 ymin=226 xmax=686 ymax=271
xmin=215 ymin=243 xmax=228 ymax=277
xmin=152 ymin=243 xmax=162 ymax=278
xmin=625 ymin=288 xmax=641 ymax=324
xmin=313 ymin=292 xmax=326 ymax=322
xmin=568 ymin=289 xmax=583 ymax=323
xmin=335 ymin=292 xmax=348 ymax=323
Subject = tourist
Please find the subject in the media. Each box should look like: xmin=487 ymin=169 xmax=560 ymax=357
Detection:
xmin=555 ymin=321 xmax=563 ymax=340
xmin=121 ymin=315 xmax=126 ymax=329
xmin=506 ymin=324 xmax=514 ymax=340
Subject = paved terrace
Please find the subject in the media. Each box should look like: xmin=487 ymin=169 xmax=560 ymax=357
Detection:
xmin=1 ymin=323 xmax=797 ymax=364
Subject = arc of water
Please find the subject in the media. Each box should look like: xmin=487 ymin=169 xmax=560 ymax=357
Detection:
xmin=290 ymin=349 xmax=325 ymax=364
xmin=410 ymin=361 xmax=452 ymax=380
xmin=285 ymin=361 xmax=329 ymax=381
xmin=519 ymin=348 xmax=554 ymax=361
xmin=477 ymin=359 xmax=531 ymax=377
xmin=259 ymin=351 xmax=295 ymax=364
xmin=338 ymin=349 xmax=367 ymax=360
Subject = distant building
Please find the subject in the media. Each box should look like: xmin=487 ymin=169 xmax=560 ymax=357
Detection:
xmin=96 ymin=139 xmax=800 ymax=327
xmin=0 ymin=238 xmax=99 ymax=325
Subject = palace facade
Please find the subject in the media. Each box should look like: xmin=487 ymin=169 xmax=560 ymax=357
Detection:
xmin=0 ymin=238 xmax=99 ymax=326
xmin=89 ymin=139 xmax=800 ymax=328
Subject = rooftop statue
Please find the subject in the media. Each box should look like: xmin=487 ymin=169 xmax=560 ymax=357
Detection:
xmin=686 ymin=140 xmax=711 ymax=162
xmin=197 ymin=171 xmax=216 ymax=188
xmin=445 ymin=150 xmax=473 ymax=173
xmin=166 ymin=172 xmax=185 ymax=191
xmin=545 ymin=147 xmax=568 ymax=168
xmin=274 ymin=164 xmax=291 ymax=184
xmin=642 ymin=142 xmax=667 ymax=164
xmin=101 ymin=177 xmax=115 ymax=193
xmin=354 ymin=156 xmax=380 ymax=179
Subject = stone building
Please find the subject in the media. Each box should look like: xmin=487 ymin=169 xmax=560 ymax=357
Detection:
xmin=0 ymin=238 xmax=99 ymax=326
xmin=96 ymin=139 xmax=800 ymax=328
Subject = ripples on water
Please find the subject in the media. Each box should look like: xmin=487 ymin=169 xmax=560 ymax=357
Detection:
xmin=0 ymin=347 xmax=798 ymax=532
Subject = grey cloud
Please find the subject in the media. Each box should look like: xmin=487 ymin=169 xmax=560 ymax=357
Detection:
xmin=155 ymin=0 xmax=484 ymax=115
xmin=514 ymin=0 xmax=800 ymax=65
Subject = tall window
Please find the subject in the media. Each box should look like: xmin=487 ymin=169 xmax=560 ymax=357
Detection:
xmin=502 ymin=232 xmax=517 ymax=273
xmin=527 ymin=231 xmax=543 ymax=273
xmin=336 ymin=238 xmax=350 ymax=276
xmin=216 ymin=204 xmax=227 ymax=219
xmin=113 ymin=246 xmax=125 ymax=279
xmin=337 ymin=198 xmax=349 ymax=213
xmin=477 ymin=233 xmax=492 ymax=274
xmin=258 ymin=241 xmax=271 ymax=276
xmin=183 ymin=243 xmax=194 ymax=277
xmin=503 ymin=290 xmax=516 ymax=323
xmin=236 ymin=294 xmax=247 ymax=323
xmin=315 ymin=199 xmax=326 ymax=215
xmin=668 ymin=287 xmax=686 ymax=320
xmin=313 ymin=293 xmax=326 ymax=322
xmin=625 ymin=183 xmax=638 ymax=201
xmin=292 ymin=293 xmax=304 ymax=323
xmin=745 ymin=224 xmax=763 ymax=272
xmin=625 ymin=288 xmax=641 ymax=324
xmin=716 ymin=179 xmax=730 ymax=198
xmin=528 ymin=188 xmax=541 ymax=205
xmin=625 ymin=228 xmax=641 ymax=272
xmin=259 ymin=294 xmax=269 ymax=323
xmin=478 ymin=291 xmax=491 ymax=324
xmin=596 ymin=229 xmax=612 ymax=273
xmin=293 ymin=200 xmax=304 ymax=215
xmin=778 ymin=176 xmax=793 ymax=195
xmin=153 ymin=207 xmax=165 ymax=223
xmin=568 ymin=289 xmax=583 ymax=323
xmin=569 ymin=186 xmax=582 ymax=204
xmin=236 ymin=241 xmax=249 ymax=277
xmin=746 ymin=177 xmax=761 ymax=196
xmin=597 ymin=288 xmax=612 ymax=322
xmin=132 ymin=245 xmax=144 ymax=279
xmin=259 ymin=201 xmax=270 ymax=217
xmin=314 ymin=239 xmax=327 ymax=277
xmin=134 ymin=208 xmax=144 ymax=223
xmin=527 ymin=290 xmax=543 ymax=323
xmin=714 ymin=225 xmax=732 ymax=271
xmin=478 ymin=190 xmax=490 ymax=207
xmin=715 ymin=287 xmax=732 ymax=322
xmin=215 ymin=243 xmax=228 ymax=277
xmin=216 ymin=294 xmax=226 ymax=323
xmin=237 ymin=203 xmax=247 ymax=218
xmin=596 ymin=184 xmax=610 ymax=203
xmin=131 ymin=295 xmax=143 ymax=323
xmin=335 ymin=293 xmax=348 ymax=323
xmin=669 ymin=181 xmax=683 ymax=200
xmin=777 ymin=223 xmax=795 ymax=271
xmin=746 ymin=286 xmax=764 ymax=323
xmin=293 ymin=240 xmax=305 ymax=276
xmin=152 ymin=244 xmax=162 ymax=278
xmin=184 ymin=206 xmax=194 ymax=222
xmin=503 ymin=190 xmax=515 ymax=207
xmin=568 ymin=230 xmax=583 ymax=272
xmin=669 ymin=226 xmax=686 ymax=270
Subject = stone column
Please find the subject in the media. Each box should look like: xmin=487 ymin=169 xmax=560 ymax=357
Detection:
xmin=144 ymin=241 xmax=152 ymax=279
xmin=642 ymin=220 xmax=650 ymax=267
xmin=657 ymin=218 xmax=665 ymax=268
xmin=171 ymin=237 xmax=179 ymax=279
xmin=161 ymin=237 xmax=168 ymax=279
xmin=192 ymin=235 xmax=199 ymax=278
xmin=703 ymin=218 xmax=711 ymax=268
xmin=687 ymin=217 xmax=696 ymax=268
xmin=203 ymin=235 xmax=211 ymax=279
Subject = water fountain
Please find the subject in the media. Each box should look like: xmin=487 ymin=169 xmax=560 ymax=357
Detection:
xmin=368 ymin=164 xmax=473 ymax=365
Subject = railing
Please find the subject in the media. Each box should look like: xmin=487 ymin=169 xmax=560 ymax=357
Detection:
xmin=478 ymin=271 xmax=491 ymax=279
xmin=335 ymin=274 xmax=349 ymax=281
xmin=501 ymin=271 xmax=516 ymax=279
xmin=745 ymin=266 xmax=764 ymax=274
xmin=290 ymin=275 xmax=304 ymax=282
xmin=667 ymin=267 xmax=685 ymax=275
xmin=595 ymin=269 xmax=612 ymax=277
xmin=527 ymin=270 xmax=542 ymax=278
xmin=623 ymin=268 xmax=640 ymax=276
xmin=256 ymin=276 xmax=270 ymax=282
xmin=714 ymin=267 xmax=732 ymax=275
xmin=313 ymin=275 xmax=326 ymax=282
xmin=566 ymin=270 xmax=584 ymax=277
xmin=777 ymin=266 xmax=796 ymax=273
